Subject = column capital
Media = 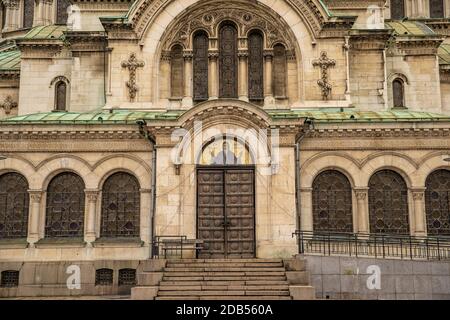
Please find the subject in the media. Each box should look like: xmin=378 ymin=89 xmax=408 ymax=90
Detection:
xmin=160 ymin=50 xmax=172 ymax=62
xmin=263 ymin=49 xmax=274 ymax=58
xmin=85 ymin=189 xmax=100 ymax=202
xmin=208 ymin=50 xmax=219 ymax=60
xmin=238 ymin=50 xmax=249 ymax=58
xmin=183 ymin=50 xmax=193 ymax=61
xmin=3 ymin=0 xmax=20 ymax=10
xmin=28 ymin=190 xmax=43 ymax=202
xmin=412 ymin=192 xmax=425 ymax=201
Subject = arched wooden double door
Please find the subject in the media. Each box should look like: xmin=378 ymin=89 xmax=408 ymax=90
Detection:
xmin=197 ymin=166 xmax=255 ymax=258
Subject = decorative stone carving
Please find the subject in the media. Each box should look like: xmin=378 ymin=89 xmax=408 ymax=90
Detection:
xmin=312 ymin=51 xmax=336 ymax=100
xmin=121 ymin=53 xmax=145 ymax=101
xmin=0 ymin=95 xmax=17 ymax=115
xmin=159 ymin=1 xmax=297 ymax=53
xmin=3 ymin=0 xmax=20 ymax=9
xmin=356 ymin=191 xmax=367 ymax=200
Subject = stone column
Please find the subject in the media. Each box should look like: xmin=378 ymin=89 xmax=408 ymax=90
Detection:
xmin=412 ymin=188 xmax=426 ymax=236
xmin=35 ymin=0 xmax=53 ymax=26
xmin=27 ymin=190 xmax=43 ymax=245
xmin=85 ymin=189 xmax=99 ymax=243
xmin=3 ymin=0 xmax=20 ymax=32
xmin=182 ymin=50 xmax=193 ymax=108
xmin=238 ymin=50 xmax=249 ymax=102
xmin=208 ymin=51 xmax=219 ymax=99
xmin=299 ymin=188 xmax=313 ymax=232
xmin=263 ymin=49 xmax=275 ymax=106
xmin=355 ymin=188 xmax=369 ymax=234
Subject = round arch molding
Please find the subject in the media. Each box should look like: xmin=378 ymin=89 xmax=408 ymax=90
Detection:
xmin=127 ymin=0 xmax=329 ymax=41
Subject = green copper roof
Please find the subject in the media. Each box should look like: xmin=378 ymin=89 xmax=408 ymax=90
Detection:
xmin=1 ymin=110 xmax=183 ymax=124
xmin=0 ymin=50 xmax=20 ymax=71
xmin=439 ymin=43 xmax=450 ymax=65
xmin=23 ymin=25 xmax=67 ymax=40
xmin=269 ymin=109 xmax=450 ymax=123
xmin=2 ymin=109 xmax=450 ymax=125
xmin=385 ymin=21 xmax=436 ymax=36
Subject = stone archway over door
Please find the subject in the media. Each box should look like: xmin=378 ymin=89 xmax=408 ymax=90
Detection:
xmin=197 ymin=166 xmax=255 ymax=258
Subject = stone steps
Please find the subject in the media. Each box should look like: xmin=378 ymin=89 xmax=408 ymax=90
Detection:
xmin=131 ymin=258 xmax=315 ymax=300
xmin=159 ymin=285 xmax=290 ymax=291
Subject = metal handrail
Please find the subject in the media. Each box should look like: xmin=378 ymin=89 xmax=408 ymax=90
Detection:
xmin=292 ymin=230 xmax=450 ymax=261
xmin=152 ymin=235 xmax=204 ymax=259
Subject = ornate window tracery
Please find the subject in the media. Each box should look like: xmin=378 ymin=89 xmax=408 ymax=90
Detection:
xmin=56 ymin=0 xmax=70 ymax=25
xmin=390 ymin=0 xmax=406 ymax=20
xmin=368 ymin=170 xmax=410 ymax=234
xmin=312 ymin=170 xmax=353 ymax=233
xmin=219 ymin=23 xmax=238 ymax=99
xmin=425 ymin=169 xmax=450 ymax=235
xmin=248 ymin=30 xmax=264 ymax=102
xmin=430 ymin=0 xmax=445 ymax=18
xmin=0 ymin=173 xmax=29 ymax=239
xmin=45 ymin=172 xmax=85 ymax=238
xmin=23 ymin=0 xmax=34 ymax=29
xmin=193 ymin=31 xmax=209 ymax=102
xmin=101 ymin=172 xmax=140 ymax=238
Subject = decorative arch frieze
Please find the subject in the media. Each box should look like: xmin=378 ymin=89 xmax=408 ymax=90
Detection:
xmin=157 ymin=1 xmax=299 ymax=53
xmin=127 ymin=0 xmax=324 ymax=45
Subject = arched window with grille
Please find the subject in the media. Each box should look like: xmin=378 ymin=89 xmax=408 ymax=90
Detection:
xmin=368 ymin=170 xmax=410 ymax=234
xmin=390 ymin=0 xmax=405 ymax=20
xmin=248 ymin=30 xmax=264 ymax=103
xmin=23 ymin=0 xmax=34 ymax=29
xmin=312 ymin=170 xmax=353 ymax=233
xmin=55 ymin=81 xmax=67 ymax=111
xmin=425 ymin=169 xmax=450 ymax=235
xmin=56 ymin=0 xmax=70 ymax=25
xmin=193 ymin=31 xmax=209 ymax=102
xmin=219 ymin=23 xmax=238 ymax=98
xmin=0 ymin=173 xmax=29 ymax=239
xmin=170 ymin=45 xmax=184 ymax=99
xmin=430 ymin=0 xmax=445 ymax=18
xmin=392 ymin=78 xmax=405 ymax=108
xmin=45 ymin=172 xmax=85 ymax=238
xmin=101 ymin=172 xmax=140 ymax=238
xmin=273 ymin=44 xmax=287 ymax=98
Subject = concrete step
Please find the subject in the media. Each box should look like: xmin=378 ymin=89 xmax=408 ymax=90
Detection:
xmin=162 ymin=276 xmax=287 ymax=281
xmin=157 ymin=290 xmax=291 ymax=296
xmin=159 ymin=280 xmax=289 ymax=286
xmin=159 ymin=285 xmax=290 ymax=291
xmin=155 ymin=296 xmax=292 ymax=300
xmin=162 ymin=271 xmax=287 ymax=277
xmin=164 ymin=267 xmax=286 ymax=272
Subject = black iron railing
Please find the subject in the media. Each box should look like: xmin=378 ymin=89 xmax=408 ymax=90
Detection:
xmin=292 ymin=230 xmax=450 ymax=261
xmin=152 ymin=235 xmax=204 ymax=259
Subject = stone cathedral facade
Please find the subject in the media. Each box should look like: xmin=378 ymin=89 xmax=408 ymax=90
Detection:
xmin=0 ymin=0 xmax=449 ymax=274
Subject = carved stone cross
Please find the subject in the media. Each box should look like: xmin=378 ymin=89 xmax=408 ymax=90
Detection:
xmin=0 ymin=95 xmax=17 ymax=115
xmin=312 ymin=51 xmax=336 ymax=100
xmin=121 ymin=53 xmax=145 ymax=101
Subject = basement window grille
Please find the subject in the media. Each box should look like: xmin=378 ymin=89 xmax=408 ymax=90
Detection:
xmin=118 ymin=269 xmax=136 ymax=286
xmin=95 ymin=269 xmax=113 ymax=286
xmin=1 ymin=270 xmax=19 ymax=287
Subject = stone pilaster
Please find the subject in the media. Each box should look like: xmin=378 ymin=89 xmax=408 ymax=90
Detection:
xmin=208 ymin=51 xmax=219 ymax=100
xmin=411 ymin=188 xmax=427 ymax=236
xmin=27 ymin=190 xmax=43 ymax=245
xmin=2 ymin=0 xmax=20 ymax=32
xmin=140 ymin=188 xmax=152 ymax=244
xmin=263 ymin=49 xmax=275 ymax=106
xmin=182 ymin=50 xmax=193 ymax=108
xmin=238 ymin=50 xmax=249 ymax=102
xmin=84 ymin=189 xmax=99 ymax=243
xmin=355 ymin=188 xmax=369 ymax=234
